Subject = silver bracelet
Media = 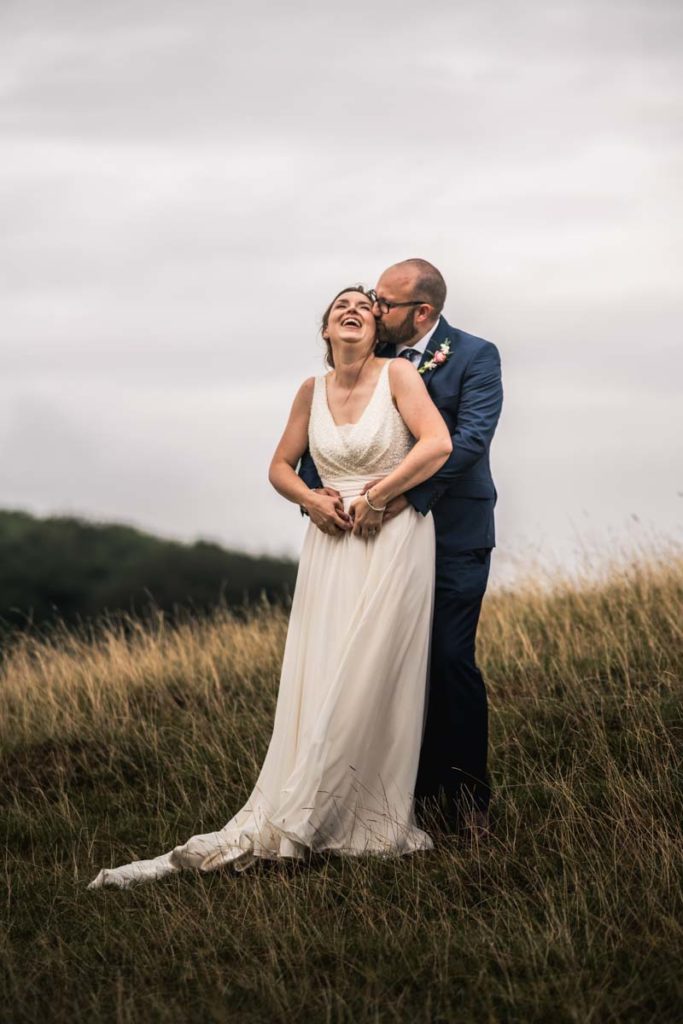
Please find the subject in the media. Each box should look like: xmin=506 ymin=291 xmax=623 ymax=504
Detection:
xmin=365 ymin=490 xmax=387 ymax=513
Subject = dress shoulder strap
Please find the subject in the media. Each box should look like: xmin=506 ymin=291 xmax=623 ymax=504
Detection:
xmin=376 ymin=359 xmax=396 ymax=408
xmin=309 ymin=373 xmax=328 ymax=431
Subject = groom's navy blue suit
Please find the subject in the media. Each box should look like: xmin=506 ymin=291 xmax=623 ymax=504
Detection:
xmin=298 ymin=316 xmax=503 ymax=821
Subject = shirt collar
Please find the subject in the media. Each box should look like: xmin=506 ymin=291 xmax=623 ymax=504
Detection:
xmin=395 ymin=317 xmax=441 ymax=359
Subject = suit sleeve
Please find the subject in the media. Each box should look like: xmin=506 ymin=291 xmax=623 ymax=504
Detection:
xmin=297 ymin=448 xmax=322 ymax=516
xmin=405 ymin=342 xmax=503 ymax=515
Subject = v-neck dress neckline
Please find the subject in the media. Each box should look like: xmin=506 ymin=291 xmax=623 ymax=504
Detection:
xmin=323 ymin=361 xmax=390 ymax=431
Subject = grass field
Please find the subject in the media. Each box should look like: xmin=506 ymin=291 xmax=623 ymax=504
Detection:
xmin=1 ymin=553 xmax=682 ymax=1023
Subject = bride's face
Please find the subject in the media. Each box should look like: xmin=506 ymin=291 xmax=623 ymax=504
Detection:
xmin=323 ymin=291 xmax=376 ymax=349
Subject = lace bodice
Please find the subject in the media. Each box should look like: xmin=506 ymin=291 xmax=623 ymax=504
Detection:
xmin=308 ymin=361 xmax=414 ymax=495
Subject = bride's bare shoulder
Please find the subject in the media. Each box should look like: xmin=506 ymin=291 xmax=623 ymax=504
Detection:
xmin=388 ymin=357 xmax=418 ymax=384
xmin=292 ymin=376 xmax=316 ymax=410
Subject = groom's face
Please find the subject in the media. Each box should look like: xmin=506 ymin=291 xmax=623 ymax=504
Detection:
xmin=373 ymin=268 xmax=421 ymax=347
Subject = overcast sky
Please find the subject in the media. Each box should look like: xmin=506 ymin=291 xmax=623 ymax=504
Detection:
xmin=1 ymin=0 xmax=681 ymax=580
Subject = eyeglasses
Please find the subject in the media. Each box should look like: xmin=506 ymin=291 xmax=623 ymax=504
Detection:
xmin=367 ymin=290 xmax=431 ymax=315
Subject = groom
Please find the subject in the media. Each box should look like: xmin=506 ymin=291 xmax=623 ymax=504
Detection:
xmin=299 ymin=259 xmax=503 ymax=835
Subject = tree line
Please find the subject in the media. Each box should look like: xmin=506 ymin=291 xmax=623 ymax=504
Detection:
xmin=0 ymin=509 xmax=297 ymax=637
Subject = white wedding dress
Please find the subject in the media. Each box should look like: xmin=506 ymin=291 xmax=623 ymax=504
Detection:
xmin=88 ymin=361 xmax=435 ymax=889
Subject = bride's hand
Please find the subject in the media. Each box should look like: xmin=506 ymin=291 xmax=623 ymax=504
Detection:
xmin=349 ymin=496 xmax=384 ymax=540
xmin=305 ymin=490 xmax=352 ymax=536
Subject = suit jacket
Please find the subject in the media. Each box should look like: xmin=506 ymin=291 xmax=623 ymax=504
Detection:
xmin=298 ymin=316 xmax=503 ymax=554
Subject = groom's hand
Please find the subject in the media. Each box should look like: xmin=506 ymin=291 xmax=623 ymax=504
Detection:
xmin=300 ymin=487 xmax=342 ymax=519
xmin=305 ymin=488 xmax=351 ymax=535
xmin=361 ymin=482 xmax=409 ymax=523
xmin=383 ymin=495 xmax=409 ymax=522
xmin=313 ymin=486 xmax=343 ymax=502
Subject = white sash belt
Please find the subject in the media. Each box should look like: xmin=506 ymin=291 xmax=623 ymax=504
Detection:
xmin=321 ymin=474 xmax=384 ymax=502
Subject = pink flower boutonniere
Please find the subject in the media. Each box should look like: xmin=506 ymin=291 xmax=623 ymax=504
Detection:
xmin=418 ymin=339 xmax=451 ymax=375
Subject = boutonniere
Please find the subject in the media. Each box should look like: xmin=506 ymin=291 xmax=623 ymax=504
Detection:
xmin=418 ymin=339 xmax=451 ymax=375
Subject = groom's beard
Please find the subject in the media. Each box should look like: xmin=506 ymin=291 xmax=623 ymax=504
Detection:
xmin=376 ymin=309 xmax=418 ymax=347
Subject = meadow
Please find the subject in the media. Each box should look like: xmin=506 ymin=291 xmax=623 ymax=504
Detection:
xmin=1 ymin=552 xmax=682 ymax=1023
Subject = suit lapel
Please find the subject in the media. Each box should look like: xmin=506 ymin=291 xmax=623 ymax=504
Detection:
xmin=416 ymin=316 xmax=451 ymax=387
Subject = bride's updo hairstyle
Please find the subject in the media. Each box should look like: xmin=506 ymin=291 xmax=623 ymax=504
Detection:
xmin=320 ymin=284 xmax=376 ymax=369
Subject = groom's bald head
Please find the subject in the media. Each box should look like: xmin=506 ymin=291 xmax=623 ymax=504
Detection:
xmin=382 ymin=259 xmax=447 ymax=317
xmin=373 ymin=258 xmax=446 ymax=347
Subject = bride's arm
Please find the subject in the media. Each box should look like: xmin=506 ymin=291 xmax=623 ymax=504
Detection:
xmin=364 ymin=360 xmax=452 ymax=511
xmin=268 ymin=379 xmax=352 ymax=533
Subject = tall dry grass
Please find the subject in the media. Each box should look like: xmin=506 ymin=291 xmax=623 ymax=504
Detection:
xmin=1 ymin=554 xmax=682 ymax=1023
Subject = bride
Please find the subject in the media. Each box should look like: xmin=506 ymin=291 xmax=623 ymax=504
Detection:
xmin=88 ymin=285 xmax=452 ymax=889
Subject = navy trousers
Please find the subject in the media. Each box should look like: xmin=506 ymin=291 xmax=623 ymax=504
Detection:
xmin=415 ymin=546 xmax=492 ymax=822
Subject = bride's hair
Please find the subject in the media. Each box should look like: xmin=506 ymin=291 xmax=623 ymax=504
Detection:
xmin=320 ymin=285 xmax=376 ymax=369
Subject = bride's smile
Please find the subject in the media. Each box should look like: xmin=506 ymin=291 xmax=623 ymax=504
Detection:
xmin=325 ymin=293 xmax=376 ymax=349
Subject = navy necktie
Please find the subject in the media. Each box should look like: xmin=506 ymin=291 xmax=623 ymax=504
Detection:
xmin=398 ymin=348 xmax=420 ymax=364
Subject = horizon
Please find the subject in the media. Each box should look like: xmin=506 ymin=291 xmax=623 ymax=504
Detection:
xmin=2 ymin=502 xmax=679 ymax=593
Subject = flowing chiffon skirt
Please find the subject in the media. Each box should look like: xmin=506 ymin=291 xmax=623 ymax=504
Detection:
xmin=88 ymin=487 xmax=435 ymax=889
